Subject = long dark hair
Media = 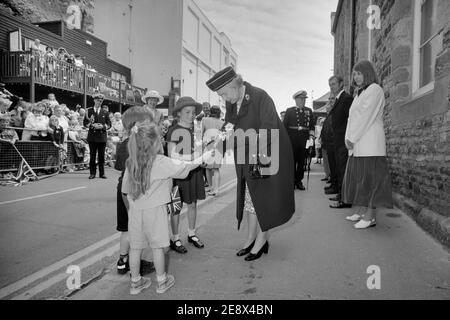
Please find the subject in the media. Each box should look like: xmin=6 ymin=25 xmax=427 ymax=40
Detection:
xmin=352 ymin=60 xmax=379 ymax=87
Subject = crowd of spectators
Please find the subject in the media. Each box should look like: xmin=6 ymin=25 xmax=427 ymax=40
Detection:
xmin=0 ymin=86 xmax=124 ymax=173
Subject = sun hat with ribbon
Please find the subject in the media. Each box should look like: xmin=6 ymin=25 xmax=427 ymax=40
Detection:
xmin=141 ymin=90 xmax=164 ymax=105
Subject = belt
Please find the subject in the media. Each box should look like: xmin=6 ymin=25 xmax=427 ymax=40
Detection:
xmin=288 ymin=126 xmax=309 ymax=131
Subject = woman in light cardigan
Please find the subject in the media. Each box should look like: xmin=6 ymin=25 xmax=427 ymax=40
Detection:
xmin=342 ymin=60 xmax=393 ymax=229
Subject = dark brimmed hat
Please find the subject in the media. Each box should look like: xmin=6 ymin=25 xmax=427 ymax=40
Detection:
xmin=173 ymin=97 xmax=202 ymax=115
xmin=206 ymin=66 xmax=237 ymax=92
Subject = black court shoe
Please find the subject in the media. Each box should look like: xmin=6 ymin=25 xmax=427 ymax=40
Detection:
xmin=329 ymin=202 xmax=353 ymax=209
xmin=188 ymin=235 xmax=205 ymax=249
xmin=236 ymin=240 xmax=255 ymax=257
xmin=245 ymin=241 xmax=269 ymax=262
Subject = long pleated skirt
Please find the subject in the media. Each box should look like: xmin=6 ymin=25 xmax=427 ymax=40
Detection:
xmin=342 ymin=156 xmax=393 ymax=209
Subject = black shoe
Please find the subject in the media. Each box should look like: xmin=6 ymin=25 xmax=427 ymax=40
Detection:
xmin=329 ymin=201 xmax=352 ymax=209
xmin=188 ymin=235 xmax=205 ymax=249
xmin=99 ymin=175 xmax=107 ymax=179
xmin=89 ymin=175 xmax=95 ymax=179
xmin=295 ymin=183 xmax=306 ymax=191
xmin=325 ymin=187 xmax=339 ymax=195
xmin=170 ymin=239 xmax=188 ymax=254
xmin=329 ymin=195 xmax=340 ymax=202
xmin=236 ymin=240 xmax=255 ymax=257
xmin=245 ymin=241 xmax=269 ymax=261
xmin=117 ymin=256 xmax=129 ymax=274
xmin=140 ymin=260 xmax=155 ymax=275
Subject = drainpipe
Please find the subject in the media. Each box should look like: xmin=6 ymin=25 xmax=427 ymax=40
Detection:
xmin=349 ymin=0 xmax=356 ymax=94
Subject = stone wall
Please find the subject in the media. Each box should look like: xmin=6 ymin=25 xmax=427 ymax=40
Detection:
xmin=333 ymin=0 xmax=353 ymax=90
xmin=0 ymin=0 xmax=94 ymax=33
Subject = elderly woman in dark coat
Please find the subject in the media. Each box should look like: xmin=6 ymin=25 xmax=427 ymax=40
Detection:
xmin=206 ymin=67 xmax=295 ymax=261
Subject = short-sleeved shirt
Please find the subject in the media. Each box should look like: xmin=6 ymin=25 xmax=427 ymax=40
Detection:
xmin=121 ymin=155 xmax=194 ymax=209
xmin=166 ymin=124 xmax=195 ymax=157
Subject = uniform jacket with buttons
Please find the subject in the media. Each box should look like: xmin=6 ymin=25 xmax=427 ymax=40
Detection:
xmin=282 ymin=106 xmax=316 ymax=133
xmin=83 ymin=106 xmax=111 ymax=143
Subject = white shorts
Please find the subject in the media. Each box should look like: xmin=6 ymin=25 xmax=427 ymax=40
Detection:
xmin=128 ymin=205 xmax=170 ymax=250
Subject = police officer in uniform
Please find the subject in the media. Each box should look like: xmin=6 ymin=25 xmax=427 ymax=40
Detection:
xmin=83 ymin=92 xmax=111 ymax=180
xmin=283 ymin=90 xmax=315 ymax=190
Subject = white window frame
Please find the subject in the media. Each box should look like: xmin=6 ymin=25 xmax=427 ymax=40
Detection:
xmin=367 ymin=0 xmax=373 ymax=61
xmin=412 ymin=0 xmax=443 ymax=98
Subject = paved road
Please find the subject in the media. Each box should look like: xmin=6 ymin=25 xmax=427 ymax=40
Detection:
xmin=70 ymin=163 xmax=450 ymax=300
xmin=1 ymin=162 xmax=449 ymax=300
xmin=0 ymin=164 xmax=237 ymax=299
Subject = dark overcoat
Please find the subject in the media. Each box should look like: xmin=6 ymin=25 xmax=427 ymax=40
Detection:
xmin=225 ymin=82 xmax=295 ymax=232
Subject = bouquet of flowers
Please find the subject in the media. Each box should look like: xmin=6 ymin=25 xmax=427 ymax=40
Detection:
xmin=204 ymin=122 xmax=235 ymax=150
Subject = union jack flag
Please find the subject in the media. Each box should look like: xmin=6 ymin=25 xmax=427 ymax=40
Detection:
xmin=167 ymin=185 xmax=182 ymax=215
xmin=0 ymin=159 xmax=38 ymax=187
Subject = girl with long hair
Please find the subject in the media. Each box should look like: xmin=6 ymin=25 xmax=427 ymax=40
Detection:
xmin=343 ymin=60 xmax=393 ymax=229
xmin=122 ymin=120 xmax=213 ymax=295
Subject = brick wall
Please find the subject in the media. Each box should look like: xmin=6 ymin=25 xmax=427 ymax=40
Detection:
xmin=333 ymin=0 xmax=450 ymax=246
xmin=333 ymin=0 xmax=353 ymax=90
xmin=0 ymin=0 xmax=94 ymax=33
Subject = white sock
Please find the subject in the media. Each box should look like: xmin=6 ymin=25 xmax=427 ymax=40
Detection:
xmin=131 ymin=275 xmax=141 ymax=283
xmin=188 ymin=229 xmax=196 ymax=237
xmin=173 ymin=234 xmax=180 ymax=241
xmin=157 ymin=273 xmax=167 ymax=283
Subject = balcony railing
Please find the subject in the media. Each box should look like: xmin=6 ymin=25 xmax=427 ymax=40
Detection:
xmin=0 ymin=50 xmax=144 ymax=106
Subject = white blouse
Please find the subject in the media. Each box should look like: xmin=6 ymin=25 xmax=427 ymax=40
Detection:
xmin=345 ymin=83 xmax=387 ymax=157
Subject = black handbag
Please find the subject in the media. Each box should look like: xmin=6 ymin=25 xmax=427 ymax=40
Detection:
xmin=249 ymin=153 xmax=271 ymax=179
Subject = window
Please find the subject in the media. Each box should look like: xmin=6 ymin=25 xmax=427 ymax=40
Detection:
xmin=111 ymin=71 xmax=126 ymax=82
xmin=230 ymin=56 xmax=237 ymax=70
xmin=183 ymin=8 xmax=199 ymax=51
xmin=412 ymin=0 xmax=444 ymax=96
xmin=199 ymin=24 xmax=211 ymax=61
xmin=22 ymin=37 xmax=46 ymax=52
xmin=223 ymin=47 xmax=229 ymax=67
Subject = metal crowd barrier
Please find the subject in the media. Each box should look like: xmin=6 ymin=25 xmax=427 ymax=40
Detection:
xmin=0 ymin=140 xmax=86 ymax=172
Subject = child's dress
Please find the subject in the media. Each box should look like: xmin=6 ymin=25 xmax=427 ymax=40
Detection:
xmin=166 ymin=124 xmax=205 ymax=204
xmin=121 ymin=155 xmax=198 ymax=250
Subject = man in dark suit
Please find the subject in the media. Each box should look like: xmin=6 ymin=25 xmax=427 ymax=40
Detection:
xmin=320 ymin=98 xmax=339 ymax=195
xmin=328 ymin=76 xmax=353 ymax=209
xmin=83 ymin=93 xmax=111 ymax=179
xmin=283 ymin=90 xmax=316 ymax=190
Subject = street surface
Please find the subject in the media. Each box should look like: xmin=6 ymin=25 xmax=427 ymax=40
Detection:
xmin=0 ymin=163 xmax=449 ymax=300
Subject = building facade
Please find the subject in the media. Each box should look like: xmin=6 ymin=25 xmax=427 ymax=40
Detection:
xmin=0 ymin=8 xmax=144 ymax=111
xmin=332 ymin=0 xmax=450 ymax=247
xmin=93 ymin=0 xmax=238 ymax=115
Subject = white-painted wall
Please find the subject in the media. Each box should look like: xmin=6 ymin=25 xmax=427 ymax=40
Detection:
xmin=93 ymin=0 xmax=237 ymax=105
